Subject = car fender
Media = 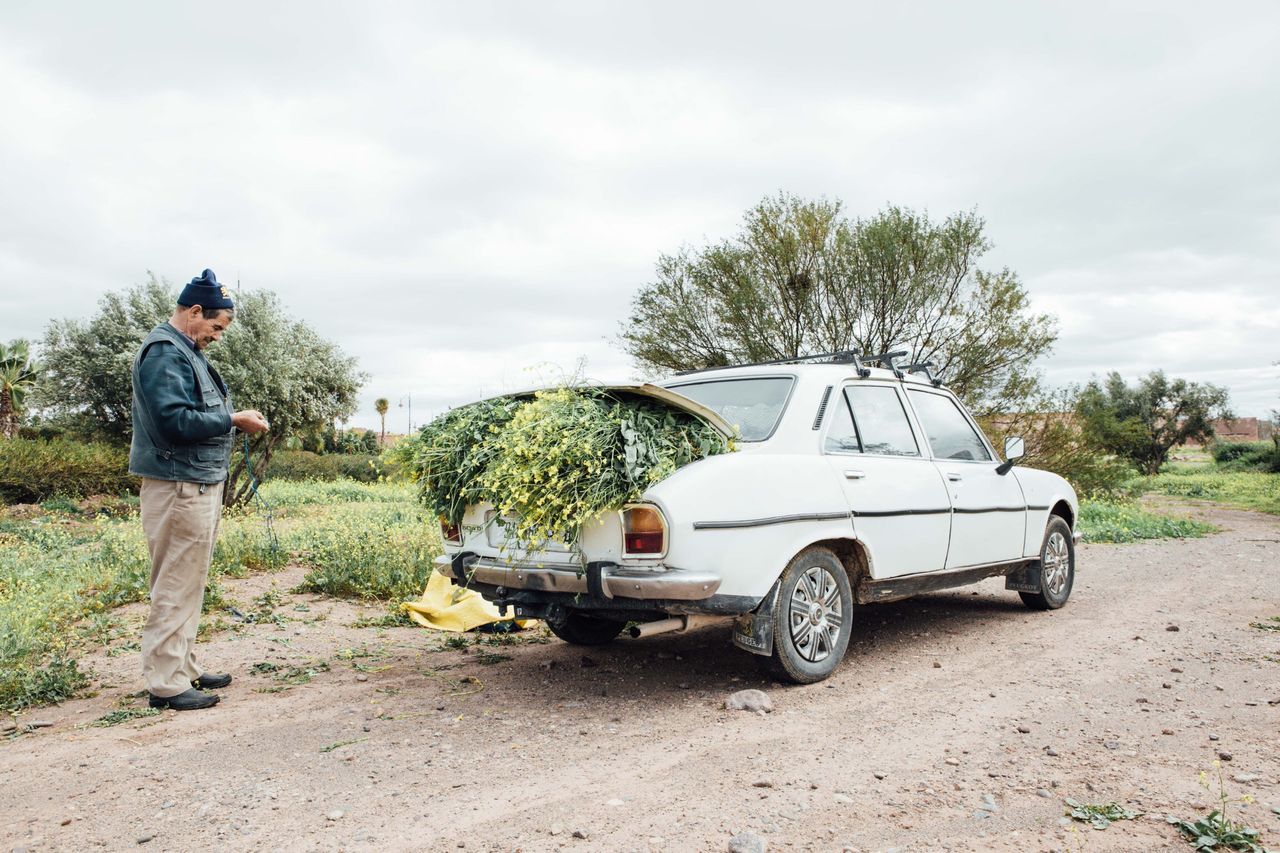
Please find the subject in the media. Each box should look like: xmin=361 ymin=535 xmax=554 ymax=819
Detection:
xmin=1012 ymin=467 xmax=1080 ymax=557
xmin=645 ymin=451 xmax=858 ymax=599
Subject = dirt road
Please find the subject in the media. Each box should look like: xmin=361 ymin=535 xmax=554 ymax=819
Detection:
xmin=3 ymin=500 xmax=1278 ymax=852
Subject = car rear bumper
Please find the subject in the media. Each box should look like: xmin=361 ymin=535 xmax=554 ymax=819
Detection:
xmin=434 ymin=553 xmax=722 ymax=601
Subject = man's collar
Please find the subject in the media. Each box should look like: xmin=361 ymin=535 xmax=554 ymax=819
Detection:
xmin=164 ymin=321 xmax=199 ymax=352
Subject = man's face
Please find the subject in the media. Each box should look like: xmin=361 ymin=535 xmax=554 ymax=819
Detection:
xmin=184 ymin=307 xmax=234 ymax=350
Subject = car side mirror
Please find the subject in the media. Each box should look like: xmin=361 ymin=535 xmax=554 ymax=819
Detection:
xmin=997 ymin=436 xmax=1025 ymax=475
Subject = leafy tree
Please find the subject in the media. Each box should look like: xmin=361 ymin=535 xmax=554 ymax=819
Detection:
xmin=0 ymin=339 xmax=39 ymax=439
xmin=620 ymin=194 xmax=1056 ymax=416
xmin=1076 ymin=371 xmax=1231 ymax=475
xmin=375 ymin=397 xmax=389 ymax=445
xmin=34 ymin=275 xmax=366 ymax=505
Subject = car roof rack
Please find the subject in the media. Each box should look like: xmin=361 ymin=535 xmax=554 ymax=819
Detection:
xmin=904 ymin=361 xmax=944 ymax=387
xmin=674 ymin=350 xmax=867 ymax=376
xmin=859 ymin=350 xmax=909 ymax=379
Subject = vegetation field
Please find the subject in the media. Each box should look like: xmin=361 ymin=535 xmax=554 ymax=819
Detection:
xmin=1 ymin=472 xmax=1237 ymax=713
xmin=1144 ymin=468 xmax=1280 ymax=515
xmin=0 ymin=480 xmax=439 ymax=711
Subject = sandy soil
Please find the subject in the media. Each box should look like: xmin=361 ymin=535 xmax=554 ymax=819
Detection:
xmin=3 ymin=499 xmax=1278 ymax=852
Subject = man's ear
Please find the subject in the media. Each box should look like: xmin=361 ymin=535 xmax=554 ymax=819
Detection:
xmin=185 ymin=304 xmax=204 ymax=318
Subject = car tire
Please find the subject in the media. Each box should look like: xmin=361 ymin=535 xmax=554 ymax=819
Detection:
xmin=1020 ymin=516 xmax=1075 ymax=611
xmin=546 ymin=611 xmax=626 ymax=646
xmin=757 ymin=547 xmax=853 ymax=684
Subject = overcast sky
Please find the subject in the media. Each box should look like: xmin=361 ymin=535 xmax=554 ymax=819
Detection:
xmin=1 ymin=1 xmax=1277 ymax=431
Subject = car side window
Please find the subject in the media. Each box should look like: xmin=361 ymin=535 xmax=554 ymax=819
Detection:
xmin=823 ymin=393 xmax=861 ymax=453
xmin=907 ymin=389 xmax=992 ymax=462
xmin=843 ymin=386 xmax=920 ymax=457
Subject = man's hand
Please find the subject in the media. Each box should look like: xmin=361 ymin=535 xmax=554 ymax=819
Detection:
xmin=232 ymin=410 xmax=270 ymax=434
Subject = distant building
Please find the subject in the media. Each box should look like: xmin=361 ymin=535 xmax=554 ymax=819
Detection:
xmin=1184 ymin=417 xmax=1272 ymax=446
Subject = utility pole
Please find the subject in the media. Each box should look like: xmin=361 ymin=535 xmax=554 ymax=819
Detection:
xmin=399 ymin=394 xmax=413 ymax=432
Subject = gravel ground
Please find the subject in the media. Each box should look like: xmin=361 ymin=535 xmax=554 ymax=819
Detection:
xmin=2 ymin=499 xmax=1278 ymax=852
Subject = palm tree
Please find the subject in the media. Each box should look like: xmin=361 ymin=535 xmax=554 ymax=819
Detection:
xmin=374 ymin=398 xmax=389 ymax=446
xmin=0 ymin=339 xmax=38 ymax=439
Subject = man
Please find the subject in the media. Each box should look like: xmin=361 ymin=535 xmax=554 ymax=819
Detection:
xmin=129 ymin=269 xmax=269 ymax=711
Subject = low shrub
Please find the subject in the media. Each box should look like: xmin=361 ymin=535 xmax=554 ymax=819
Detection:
xmin=293 ymin=502 xmax=441 ymax=601
xmin=0 ymin=438 xmax=133 ymax=504
xmin=263 ymin=450 xmax=393 ymax=483
xmin=1209 ymin=440 xmax=1280 ymax=473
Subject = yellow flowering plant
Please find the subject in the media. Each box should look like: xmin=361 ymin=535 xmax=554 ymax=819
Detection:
xmin=401 ymin=387 xmax=735 ymax=551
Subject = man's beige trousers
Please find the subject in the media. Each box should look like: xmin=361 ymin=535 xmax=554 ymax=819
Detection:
xmin=139 ymin=478 xmax=224 ymax=697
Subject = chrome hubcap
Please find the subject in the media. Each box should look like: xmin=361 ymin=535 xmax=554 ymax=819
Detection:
xmin=789 ymin=566 xmax=843 ymax=662
xmin=1042 ymin=531 xmax=1070 ymax=597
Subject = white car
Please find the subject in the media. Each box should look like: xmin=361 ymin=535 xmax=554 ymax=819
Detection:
xmin=436 ymin=354 xmax=1080 ymax=683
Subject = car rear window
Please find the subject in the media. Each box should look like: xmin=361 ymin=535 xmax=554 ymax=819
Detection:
xmin=667 ymin=377 xmax=794 ymax=441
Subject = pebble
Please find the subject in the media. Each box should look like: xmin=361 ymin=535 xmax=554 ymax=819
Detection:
xmin=327 ymin=810 xmax=344 ymax=821
xmin=725 ymin=689 xmax=773 ymax=714
xmin=28 ymin=720 xmax=53 ymax=729
xmin=1162 ymin=729 xmax=1174 ymax=735
xmin=61 ymin=818 xmax=72 ymax=826
xmin=549 ymin=824 xmax=563 ymax=836
xmin=1171 ymin=667 xmax=1183 ymax=673
xmin=727 ymin=831 xmax=767 ymax=853
xmin=1218 ymin=751 xmax=1233 ymax=762
xmin=752 ymin=781 xmax=774 ymax=788
xmin=1016 ymin=725 xmax=1030 ymax=734
xmin=1209 ymin=734 xmax=1220 ymax=741
xmin=1045 ymin=747 xmax=1059 ymax=757
xmin=873 ymin=772 xmax=887 ymax=780
xmin=161 ymin=801 xmax=174 ymax=810
xmin=136 ymin=835 xmax=154 ymax=845
xmin=1104 ymin=741 xmax=1119 ymax=750
xmin=606 ymin=798 xmax=624 ymax=807
xmin=354 ymin=674 xmax=368 ymax=683
xmin=1162 ymin=682 xmax=1172 ymax=689
xmin=1037 ymin=789 xmax=1053 ymax=799
xmin=945 ymin=757 xmax=961 ymax=766
xmin=933 ymin=661 xmax=941 ymax=668
xmin=1234 ymin=774 xmax=1261 ymax=783
xmin=572 ymin=830 xmax=589 ymax=840
xmin=834 ymin=794 xmax=854 ymax=804
xmin=1166 ymin=624 xmax=1180 ymax=632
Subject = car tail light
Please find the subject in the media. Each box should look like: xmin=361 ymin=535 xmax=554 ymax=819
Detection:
xmin=621 ymin=505 xmax=666 ymax=557
xmin=440 ymin=516 xmax=462 ymax=545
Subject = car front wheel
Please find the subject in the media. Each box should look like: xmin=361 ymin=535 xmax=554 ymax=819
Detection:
xmin=1020 ymin=516 xmax=1075 ymax=610
xmin=758 ymin=547 xmax=853 ymax=684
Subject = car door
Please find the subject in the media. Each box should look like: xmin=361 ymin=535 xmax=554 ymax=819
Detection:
xmin=905 ymin=388 xmax=1027 ymax=569
xmin=823 ymin=383 xmax=953 ymax=579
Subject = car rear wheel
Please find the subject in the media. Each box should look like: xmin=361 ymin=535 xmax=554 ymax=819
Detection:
xmin=757 ymin=547 xmax=853 ymax=684
xmin=1020 ymin=516 xmax=1075 ymax=610
xmin=546 ymin=611 xmax=626 ymax=646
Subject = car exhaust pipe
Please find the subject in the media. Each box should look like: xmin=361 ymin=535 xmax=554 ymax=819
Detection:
xmin=627 ymin=615 xmax=712 ymax=639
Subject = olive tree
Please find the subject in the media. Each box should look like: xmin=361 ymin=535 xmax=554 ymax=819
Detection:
xmin=1075 ymin=371 xmax=1231 ymax=475
xmin=34 ymin=275 xmax=365 ymax=505
xmin=619 ymin=194 xmax=1056 ymax=416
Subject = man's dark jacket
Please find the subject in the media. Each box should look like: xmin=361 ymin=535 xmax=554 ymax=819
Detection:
xmin=128 ymin=322 xmax=234 ymax=484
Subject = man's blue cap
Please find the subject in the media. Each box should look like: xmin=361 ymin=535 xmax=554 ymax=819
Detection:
xmin=177 ymin=269 xmax=235 ymax=310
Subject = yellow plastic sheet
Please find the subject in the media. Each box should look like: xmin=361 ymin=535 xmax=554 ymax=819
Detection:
xmin=404 ymin=570 xmax=532 ymax=633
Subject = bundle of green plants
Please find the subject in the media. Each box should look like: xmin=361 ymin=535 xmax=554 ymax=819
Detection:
xmin=400 ymin=387 xmax=735 ymax=546
xmin=0 ymin=437 xmax=134 ymax=504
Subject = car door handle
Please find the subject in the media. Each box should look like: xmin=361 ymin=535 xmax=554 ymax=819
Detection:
xmin=947 ymin=473 xmax=963 ymax=482
xmin=844 ymin=470 xmax=866 ymax=480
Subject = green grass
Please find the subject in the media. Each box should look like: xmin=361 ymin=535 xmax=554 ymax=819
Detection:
xmin=1143 ymin=470 xmax=1280 ymax=515
xmin=0 ymin=479 xmax=439 ymax=712
xmin=1078 ymin=500 xmax=1217 ymax=543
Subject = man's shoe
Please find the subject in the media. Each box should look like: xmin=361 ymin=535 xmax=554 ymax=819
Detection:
xmin=192 ymin=673 xmax=232 ymax=690
xmin=149 ymin=688 xmax=220 ymax=711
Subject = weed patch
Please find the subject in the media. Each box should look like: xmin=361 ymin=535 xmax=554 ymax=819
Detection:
xmin=1145 ymin=470 xmax=1280 ymax=515
xmin=1079 ymin=500 xmax=1216 ymax=543
xmin=91 ymin=707 xmax=161 ymax=727
xmin=1065 ymin=799 xmax=1141 ymax=829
